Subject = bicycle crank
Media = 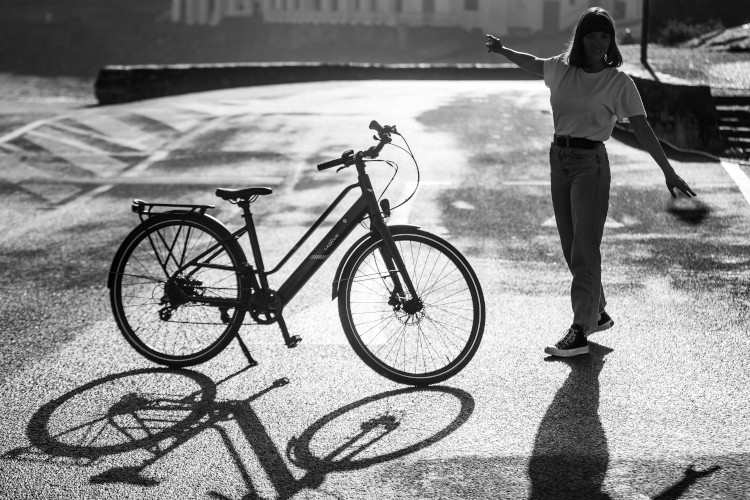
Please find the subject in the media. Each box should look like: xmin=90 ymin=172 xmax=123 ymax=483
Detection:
xmin=249 ymin=289 xmax=283 ymax=325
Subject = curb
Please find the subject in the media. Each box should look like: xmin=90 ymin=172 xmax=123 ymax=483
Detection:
xmin=94 ymin=62 xmax=538 ymax=105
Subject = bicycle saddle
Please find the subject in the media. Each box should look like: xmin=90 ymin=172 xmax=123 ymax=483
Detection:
xmin=215 ymin=187 xmax=273 ymax=201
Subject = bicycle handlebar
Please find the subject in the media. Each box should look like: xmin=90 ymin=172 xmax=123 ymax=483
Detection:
xmin=316 ymin=120 xmax=396 ymax=171
xmin=317 ymin=150 xmax=354 ymax=171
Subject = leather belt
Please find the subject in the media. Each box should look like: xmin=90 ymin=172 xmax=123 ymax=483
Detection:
xmin=553 ymin=135 xmax=601 ymax=149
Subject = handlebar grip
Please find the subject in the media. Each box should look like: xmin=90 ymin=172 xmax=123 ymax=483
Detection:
xmin=369 ymin=120 xmax=385 ymax=135
xmin=317 ymin=157 xmax=345 ymax=171
xmin=317 ymin=149 xmax=354 ymax=171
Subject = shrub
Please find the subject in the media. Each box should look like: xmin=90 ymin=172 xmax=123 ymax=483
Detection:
xmin=656 ymin=19 xmax=724 ymax=46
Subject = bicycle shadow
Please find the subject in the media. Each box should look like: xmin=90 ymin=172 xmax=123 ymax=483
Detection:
xmin=4 ymin=367 xmax=474 ymax=499
xmin=528 ymin=342 xmax=613 ymax=500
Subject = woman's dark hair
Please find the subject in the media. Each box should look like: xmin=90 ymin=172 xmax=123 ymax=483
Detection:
xmin=565 ymin=7 xmax=623 ymax=68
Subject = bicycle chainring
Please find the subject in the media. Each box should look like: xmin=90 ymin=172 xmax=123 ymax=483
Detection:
xmin=249 ymin=289 xmax=283 ymax=325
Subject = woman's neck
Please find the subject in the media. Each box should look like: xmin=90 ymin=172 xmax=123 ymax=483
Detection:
xmin=583 ymin=58 xmax=607 ymax=73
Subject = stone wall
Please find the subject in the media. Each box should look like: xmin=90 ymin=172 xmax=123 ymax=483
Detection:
xmin=94 ymin=62 xmax=723 ymax=154
xmin=94 ymin=62 xmax=538 ymax=104
xmin=629 ymin=76 xmax=723 ymax=154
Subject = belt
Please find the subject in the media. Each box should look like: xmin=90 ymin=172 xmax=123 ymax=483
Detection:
xmin=553 ymin=135 xmax=601 ymax=149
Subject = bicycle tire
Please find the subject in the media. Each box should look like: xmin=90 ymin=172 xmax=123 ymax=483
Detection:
xmin=339 ymin=228 xmax=485 ymax=386
xmin=110 ymin=212 xmax=248 ymax=367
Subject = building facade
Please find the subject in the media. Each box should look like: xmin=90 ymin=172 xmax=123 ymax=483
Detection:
xmin=172 ymin=0 xmax=642 ymax=36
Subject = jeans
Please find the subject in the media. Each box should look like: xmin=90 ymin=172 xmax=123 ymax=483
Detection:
xmin=549 ymin=143 xmax=610 ymax=334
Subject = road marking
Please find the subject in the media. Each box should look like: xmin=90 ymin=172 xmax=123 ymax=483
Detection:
xmin=49 ymin=121 xmax=146 ymax=152
xmin=721 ymin=160 xmax=750 ymax=207
xmin=123 ymin=116 xmax=228 ymax=177
xmin=0 ymin=116 xmax=63 ymax=144
xmin=23 ymin=130 xmax=127 ymax=177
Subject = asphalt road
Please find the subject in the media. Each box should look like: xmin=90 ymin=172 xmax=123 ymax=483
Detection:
xmin=1 ymin=80 xmax=749 ymax=499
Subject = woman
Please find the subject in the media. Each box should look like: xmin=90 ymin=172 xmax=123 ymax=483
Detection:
xmin=486 ymin=7 xmax=696 ymax=357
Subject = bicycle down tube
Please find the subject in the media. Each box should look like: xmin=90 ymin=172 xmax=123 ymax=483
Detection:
xmin=160 ymin=137 xmax=419 ymax=314
xmin=160 ymin=183 xmax=383 ymax=309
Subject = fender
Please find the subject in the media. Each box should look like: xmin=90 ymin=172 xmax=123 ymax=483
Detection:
xmin=107 ymin=211 xmax=230 ymax=289
xmin=331 ymin=224 xmax=420 ymax=300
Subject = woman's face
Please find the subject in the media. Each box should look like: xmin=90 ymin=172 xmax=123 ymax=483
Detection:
xmin=582 ymin=31 xmax=611 ymax=64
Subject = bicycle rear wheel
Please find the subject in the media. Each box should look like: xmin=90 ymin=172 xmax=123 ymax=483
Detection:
xmin=339 ymin=229 xmax=485 ymax=386
xmin=110 ymin=212 xmax=247 ymax=367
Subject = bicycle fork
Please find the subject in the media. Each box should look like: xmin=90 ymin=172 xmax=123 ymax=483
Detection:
xmin=357 ymin=164 xmax=421 ymax=311
xmin=371 ymin=216 xmax=422 ymax=310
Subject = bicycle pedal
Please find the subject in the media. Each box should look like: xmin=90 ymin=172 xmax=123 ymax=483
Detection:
xmin=286 ymin=336 xmax=302 ymax=348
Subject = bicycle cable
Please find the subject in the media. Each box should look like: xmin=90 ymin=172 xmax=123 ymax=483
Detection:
xmin=358 ymin=131 xmax=421 ymax=228
xmin=383 ymin=131 xmax=421 ymax=212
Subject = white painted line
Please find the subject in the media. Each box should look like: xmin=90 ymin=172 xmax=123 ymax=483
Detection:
xmin=67 ymin=184 xmax=115 ymax=206
xmin=721 ymin=160 xmax=750 ymax=207
xmin=0 ymin=142 xmax=23 ymax=153
xmin=28 ymin=129 xmax=114 ymax=155
xmin=83 ymin=114 xmax=166 ymax=150
xmin=16 ymin=175 xmax=285 ymax=186
xmin=123 ymin=116 xmax=228 ymax=177
xmin=0 ymin=116 xmax=63 ymax=144
xmin=23 ymin=132 xmax=126 ymax=177
xmin=49 ymin=121 xmax=147 ymax=151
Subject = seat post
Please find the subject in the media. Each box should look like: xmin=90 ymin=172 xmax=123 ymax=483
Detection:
xmin=239 ymin=200 xmax=269 ymax=289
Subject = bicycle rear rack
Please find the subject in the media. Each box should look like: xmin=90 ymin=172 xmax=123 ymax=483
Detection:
xmin=131 ymin=199 xmax=215 ymax=220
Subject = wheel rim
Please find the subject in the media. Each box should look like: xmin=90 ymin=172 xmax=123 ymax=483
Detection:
xmin=114 ymin=219 xmax=242 ymax=361
xmin=345 ymin=235 xmax=481 ymax=379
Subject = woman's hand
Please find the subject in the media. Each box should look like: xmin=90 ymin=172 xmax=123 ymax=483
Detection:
xmin=665 ymin=170 xmax=696 ymax=198
xmin=486 ymin=34 xmax=503 ymax=53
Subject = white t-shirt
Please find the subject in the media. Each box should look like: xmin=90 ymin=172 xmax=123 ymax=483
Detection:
xmin=543 ymin=54 xmax=646 ymax=142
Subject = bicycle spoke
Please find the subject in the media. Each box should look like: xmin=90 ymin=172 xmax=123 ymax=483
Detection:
xmin=114 ymin=217 xmax=244 ymax=363
xmin=344 ymin=233 xmax=482 ymax=383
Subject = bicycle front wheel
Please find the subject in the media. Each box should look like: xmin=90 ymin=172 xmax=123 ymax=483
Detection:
xmin=110 ymin=213 xmax=247 ymax=367
xmin=339 ymin=229 xmax=485 ymax=386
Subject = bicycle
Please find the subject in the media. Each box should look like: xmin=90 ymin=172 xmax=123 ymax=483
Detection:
xmin=108 ymin=120 xmax=485 ymax=386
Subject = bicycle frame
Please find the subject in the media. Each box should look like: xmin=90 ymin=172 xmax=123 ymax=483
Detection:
xmin=175 ymin=159 xmax=419 ymax=310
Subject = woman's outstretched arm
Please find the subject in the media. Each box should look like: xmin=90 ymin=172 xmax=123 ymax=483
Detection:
xmin=628 ymin=114 xmax=697 ymax=198
xmin=485 ymin=34 xmax=544 ymax=76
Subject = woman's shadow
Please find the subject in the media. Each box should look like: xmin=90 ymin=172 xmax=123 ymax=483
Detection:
xmin=528 ymin=342 xmax=614 ymax=500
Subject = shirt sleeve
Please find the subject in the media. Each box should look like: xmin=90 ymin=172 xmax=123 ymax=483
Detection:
xmin=614 ymin=74 xmax=647 ymax=121
xmin=543 ymin=55 xmax=564 ymax=89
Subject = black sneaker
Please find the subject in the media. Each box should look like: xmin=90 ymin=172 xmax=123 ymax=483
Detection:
xmin=586 ymin=311 xmax=614 ymax=338
xmin=545 ymin=325 xmax=589 ymax=357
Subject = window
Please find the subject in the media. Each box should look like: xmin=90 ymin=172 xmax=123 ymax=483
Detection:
xmin=424 ymin=0 xmax=434 ymax=13
xmin=331 ymin=0 xmax=338 ymax=10
xmin=613 ymin=0 xmax=626 ymax=19
xmin=465 ymin=0 xmax=478 ymax=10
xmin=395 ymin=0 xmax=402 ymax=13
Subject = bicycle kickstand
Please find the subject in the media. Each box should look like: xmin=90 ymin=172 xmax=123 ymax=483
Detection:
xmin=235 ymin=333 xmax=259 ymax=367
xmin=277 ymin=314 xmax=302 ymax=348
